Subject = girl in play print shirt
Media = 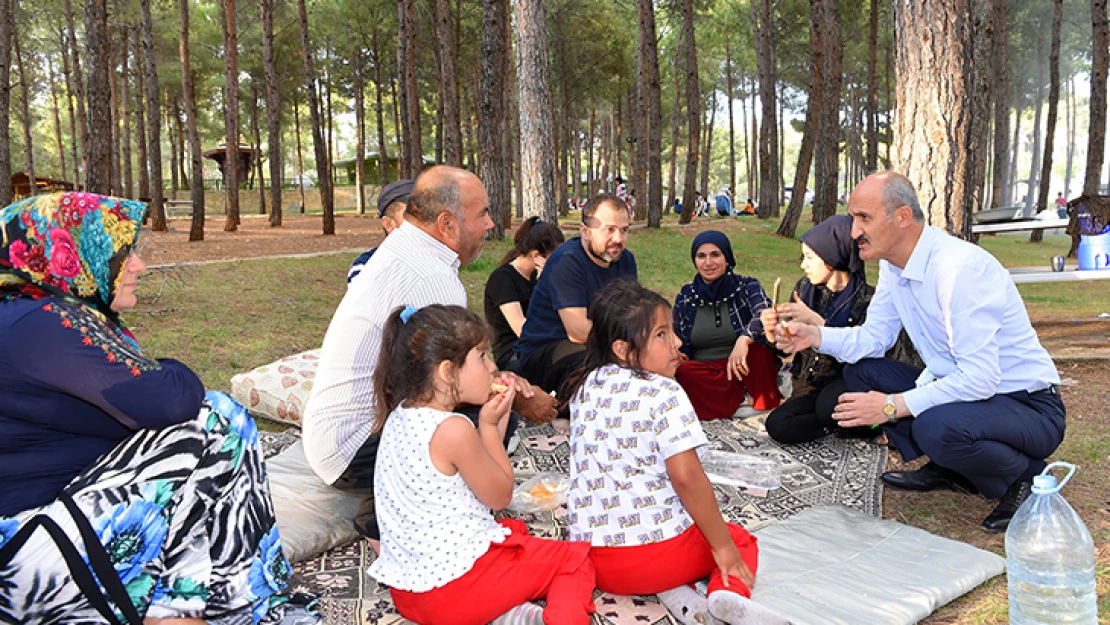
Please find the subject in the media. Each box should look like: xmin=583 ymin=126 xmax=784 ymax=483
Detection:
xmin=368 ymin=304 xmax=596 ymax=625
xmin=565 ymin=279 xmax=790 ymax=625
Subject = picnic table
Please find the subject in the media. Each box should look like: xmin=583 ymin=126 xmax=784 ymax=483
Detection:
xmin=1008 ymin=265 xmax=1110 ymax=284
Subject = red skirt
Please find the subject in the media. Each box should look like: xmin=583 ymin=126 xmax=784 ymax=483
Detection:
xmin=676 ymin=342 xmax=782 ymax=420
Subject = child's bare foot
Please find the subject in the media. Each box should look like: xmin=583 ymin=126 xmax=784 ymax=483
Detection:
xmin=551 ymin=417 xmax=570 ymax=435
xmin=489 ymin=602 xmax=544 ymax=624
xmin=658 ymin=584 xmax=710 ymax=624
xmin=707 ymin=591 xmax=791 ymax=625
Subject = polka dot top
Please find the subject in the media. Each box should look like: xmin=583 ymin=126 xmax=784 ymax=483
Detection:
xmin=368 ymin=404 xmax=511 ymax=592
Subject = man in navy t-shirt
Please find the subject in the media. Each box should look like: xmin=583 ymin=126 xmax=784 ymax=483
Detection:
xmin=514 ymin=193 xmax=637 ymax=396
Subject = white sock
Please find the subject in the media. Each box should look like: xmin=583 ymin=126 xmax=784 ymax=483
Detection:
xmin=489 ymin=602 xmax=544 ymax=625
xmin=707 ymin=591 xmax=791 ymax=625
xmin=657 ymin=584 xmax=710 ymax=625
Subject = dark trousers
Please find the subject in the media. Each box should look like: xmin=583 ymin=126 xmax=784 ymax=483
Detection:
xmin=842 ymin=358 xmax=1066 ymax=499
xmin=334 ymin=406 xmax=521 ymax=539
xmin=765 ymin=376 xmax=861 ymax=444
xmin=517 ymin=339 xmax=587 ymax=399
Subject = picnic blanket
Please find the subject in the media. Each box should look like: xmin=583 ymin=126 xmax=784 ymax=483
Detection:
xmin=262 ymin=415 xmax=888 ymax=624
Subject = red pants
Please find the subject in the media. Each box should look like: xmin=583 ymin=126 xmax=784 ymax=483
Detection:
xmin=676 ymin=343 xmax=782 ymax=420
xmin=390 ymin=519 xmax=596 ymax=625
xmin=589 ymin=523 xmax=759 ymax=598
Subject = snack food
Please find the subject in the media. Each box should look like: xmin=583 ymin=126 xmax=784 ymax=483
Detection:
xmin=527 ymin=480 xmax=560 ymax=505
xmin=490 ymin=381 xmax=510 ymax=394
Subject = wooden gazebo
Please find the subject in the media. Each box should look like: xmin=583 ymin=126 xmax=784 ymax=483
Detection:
xmin=202 ymin=144 xmax=260 ymax=187
xmin=10 ymin=172 xmax=76 ymax=200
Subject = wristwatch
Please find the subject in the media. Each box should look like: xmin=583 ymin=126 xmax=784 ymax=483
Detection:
xmin=882 ymin=395 xmax=898 ymax=423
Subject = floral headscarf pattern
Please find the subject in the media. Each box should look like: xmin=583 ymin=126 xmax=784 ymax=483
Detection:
xmin=0 ymin=192 xmax=146 ymax=314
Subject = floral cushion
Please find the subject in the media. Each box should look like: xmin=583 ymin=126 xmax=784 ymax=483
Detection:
xmin=230 ymin=350 xmax=320 ymax=427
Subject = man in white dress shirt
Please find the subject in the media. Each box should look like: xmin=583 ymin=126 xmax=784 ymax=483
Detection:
xmin=304 ymin=165 xmax=558 ymax=543
xmin=773 ymin=171 xmax=1066 ymax=532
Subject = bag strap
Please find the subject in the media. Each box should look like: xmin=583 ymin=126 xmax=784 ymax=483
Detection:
xmin=60 ymin=493 xmax=145 ymax=625
xmin=0 ymin=512 xmax=126 ymax=625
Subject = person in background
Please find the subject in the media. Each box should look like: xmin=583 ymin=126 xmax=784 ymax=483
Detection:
xmin=483 ymin=217 xmax=565 ymax=371
xmin=673 ymin=231 xmax=781 ymax=420
xmin=369 ymin=304 xmax=596 ymax=625
xmin=348 ymin=179 xmax=413 ymax=284
xmin=772 ymin=171 xmax=1066 ymax=532
xmin=1055 ymin=192 xmax=1068 ymax=218
xmin=565 ymin=280 xmax=789 ymax=625
xmin=0 ymin=192 xmax=315 ymax=623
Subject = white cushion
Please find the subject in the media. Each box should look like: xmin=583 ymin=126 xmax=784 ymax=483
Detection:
xmin=231 ymin=350 xmax=320 ymax=427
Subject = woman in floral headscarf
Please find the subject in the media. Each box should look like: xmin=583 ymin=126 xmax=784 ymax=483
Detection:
xmin=0 ymin=193 xmax=313 ymax=624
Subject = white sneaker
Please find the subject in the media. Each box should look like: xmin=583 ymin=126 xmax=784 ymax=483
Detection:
xmin=732 ymin=405 xmax=760 ymax=419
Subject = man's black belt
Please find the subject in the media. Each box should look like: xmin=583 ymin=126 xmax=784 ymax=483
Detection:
xmin=1030 ymin=384 xmax=1059 ymax=396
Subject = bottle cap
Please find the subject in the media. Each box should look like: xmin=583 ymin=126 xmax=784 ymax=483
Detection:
xmin=1032 ymin=474 xmax=1057 ymax=495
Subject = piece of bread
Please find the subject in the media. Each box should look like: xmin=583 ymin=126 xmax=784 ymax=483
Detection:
xmin=490 ymin=382 xmax=510 ymax=394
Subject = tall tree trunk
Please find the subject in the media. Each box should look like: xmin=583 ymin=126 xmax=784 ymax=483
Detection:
xmin=352 ymin=46 xmax=367 ymax=214
xmin=391 ymin=77 xmax=401 ymax=167
xmin=1065 ymin=74 xmax=1075 ymax=197
xmin=990 ymin=0 xmax=1009 ymax=208
xmin=166 ymin=98 xmax=179 ymax=194
xmin=179 ymin=0 xmax=205 ymax=240
xmin=586 ymin=108 xmax=595 ymax=196
xmin=725 ymin=45 xmax=736 ymax=198
xmin=109 ymin=29 xmax=120 ymax=194
xmin=398 ymin=0 xmax=422 ymax=176
xmin=48 ymin=56 xmax=68 ymax=183
xmin=294 ymin=91 xmax=306 ymax=212
xmin=64 ymin=0 xmax=89 ymax=183
xmin=749 ymin=74 xmax=759 ymax=201
xmin=174 ymin=101 xmax=187 ymax=189
xmin=13 ymin=25 xmax=36 ymax=192
xmin=813 ymin=0 xmax=842 ymax=223
xmin=639 ymin=0 xmax=663 ymax=227
xmin=866 ymin=0 xmax=879 ymax=171
xmin=666 ymin=51 xmax=681 ymax=213
xmin=0 ymin=0 xmax=11 ymax=206
xmin=1006 ymin=105 xmax=1023 ymax=206
xmin=131 ymin=29 xmax=148 ymax=200
xmin=753 ymin=0 xmax=779 ymax=218
xmin=740 ymin=72 xmax=750 ymax=199
xmin=1084 ymin=0 xmax=1108 ymax=195
xmin=297 ymin=0 xmax=334 ymax=234
xmin=119 ymin=30 xmax=133 ymax=198
xmin=437 ymin=0 xmax=462 ymax=165
xmin=701 ymin=90 xmax=715 ymax=200
xmin=514 ymin=0 xmax=558 ymax=221
xmin=261 ymin=0 xmax=282 ymax=225
xmin=678 ymin=0 xmax=699 ymax=224
xmin=221 ymin=0 xmax=240 ymax=230
xmin=892 ymin=0 xmax=992 ymax=239
xmin=251 ymin=82 xmax=265 ymax=214
xmin=1025 ymin=41 xmax=1046 ymax=217
xmin=371 ymin=28 xmax=389 ymax=186
xmin=85 ymin=0 xmax=112 ymax=194
xmin=141 ymin=0 xmax=165 ymax=229
xmin=780 ymin=0 xmax=823 ymax=238
xmin=1032 ymin=0 xmax=1063 ymax=243
xmin=60 ymin=29 xmax=81 ymax=187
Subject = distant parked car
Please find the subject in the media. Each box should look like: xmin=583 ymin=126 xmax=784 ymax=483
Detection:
xmin=284 ymin=174 xmax=315 ymax=190
xmin=783 ymin=186 xmax=814 ymax=205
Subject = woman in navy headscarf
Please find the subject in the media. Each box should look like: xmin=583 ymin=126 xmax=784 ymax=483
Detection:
xmin=759 ymin=215 xmax=879 ymax=443
xmin=672 ymin=230 xmax=782 ymax=420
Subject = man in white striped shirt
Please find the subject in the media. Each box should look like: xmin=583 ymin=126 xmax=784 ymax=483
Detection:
xmin=304 ymin=166 xmax=558 ymax=542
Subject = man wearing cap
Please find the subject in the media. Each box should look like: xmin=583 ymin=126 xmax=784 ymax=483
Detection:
xmin=347 ymin=179 xmax=413 ymax=284
xmin=307 ymin=166 xmax=558 ymax=545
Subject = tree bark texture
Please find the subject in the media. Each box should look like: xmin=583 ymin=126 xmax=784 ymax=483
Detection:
xmin=372 ymin=27 xmax=389 ymax=186
xmin=179 ymin=0 xmax=205 ymax=241
xmin=64 ymin=0 xmax=89 ymax=184
xmin=221 ymin=0 xmax=241 ymax=230
xmin=866 ymin=0 xmax=879 ymax=171
xmin=49 ymin=57 xmax=67 ymax=187
xmin=701 ymin=90 xmax=715 ymax=201
xmin=639 ymin=0 xmax=663 ymax=227
xmin=0 ymin=0 xmax=12 ymax=206
xmin=753 ymin=0 xmax=779 ymax=218
xmin=812 ymin=0 xmax=841 ymax=223
xmin=297 ymin=0 xmax=334 ymax=234
xmin=513 ymin=0 xmax=558 ymax=222
xmin=84 ymin=0 xmax=112 ymax=195
xmin=108 ymin=30 xmax=120 ymax=195
xmin=141 ymin=0 xmax=166 ymax=230
xmin=261 ymin=0 xmax=282 ymax=225
xmin=1084 ymin=0 xmax=1108 ymax=195
xmin=131 ymin=29 xmax=148 ymax=200
xmin=678 ymin=0 xmax=699 ymax=224
xmin=780 ymin=0 xmax=822 ymax=238
xmin=250 ymin=84 xmax=265 ymax=214
xmin=1025 ymin=42 xmax=1045 ymax=217
xmin=989 ymin=0 xmax=1009 ymax=208
xmin=437 ymin=0 xmax=462 ymax=166
xmin=352 ymin=46 xmax=366 ymax=214
xmin=666 ymin=51 xmax=680 ymax=214
xmin=119 ymin=31 xmax=133 ymax=199
xmin=13 ymin=25 xmax=36 ymax=192
xmin=398 ymin=0 xmax=422 ymax=177
xmin=892 ymin=0 xmax=991 ymax=239
xmin=1032 ymin=0 xmax=1063 ymax=243
xmin=726 ymin=45 xmax=736 ymax=198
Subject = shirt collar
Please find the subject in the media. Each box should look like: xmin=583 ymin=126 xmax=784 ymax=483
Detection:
xmin=395 ymin=220 xmax=461 ymax=270
xmin=899 ymin=225 xmax=939 ymax=283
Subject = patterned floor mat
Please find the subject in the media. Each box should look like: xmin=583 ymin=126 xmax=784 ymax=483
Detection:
xmin=263 ymin=414 xmax=887 ymax=624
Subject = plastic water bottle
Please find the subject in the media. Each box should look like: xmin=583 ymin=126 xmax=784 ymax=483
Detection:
xmin=1005 ymin=462 xmax=1097 ymax=624
xmin=700 ymin=450 xmax=781 ymax=490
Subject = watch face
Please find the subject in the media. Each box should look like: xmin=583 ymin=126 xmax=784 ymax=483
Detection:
xmin=883 ymin=402 xmax=896 ymax=417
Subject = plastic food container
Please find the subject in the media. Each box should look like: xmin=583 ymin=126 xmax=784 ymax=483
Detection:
xmin=700 ymin=450 xmax=782 ymax=490
xmin=507 ymin=473 xmax=569 ymax=513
